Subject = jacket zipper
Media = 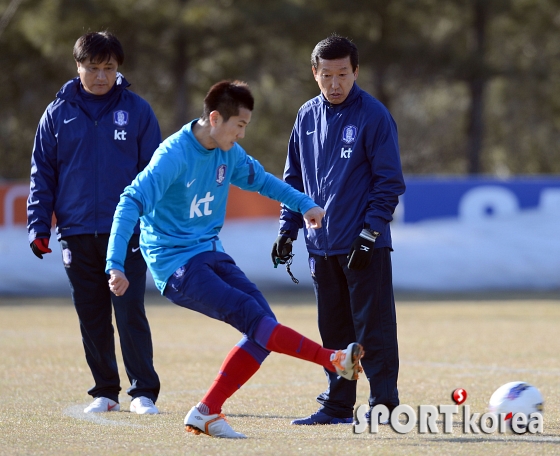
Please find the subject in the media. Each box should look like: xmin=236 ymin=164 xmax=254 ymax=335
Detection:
xmin=94 ymin=119 xmax=98 ymax=237
xmin=321 ymin=103 xmax=340 ymax=259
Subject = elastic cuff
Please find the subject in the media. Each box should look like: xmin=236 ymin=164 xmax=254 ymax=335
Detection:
xmin=253 ymin=316 xmax=279 ymax=349
xmin=359 ymin=229 xmax=378 ymax=243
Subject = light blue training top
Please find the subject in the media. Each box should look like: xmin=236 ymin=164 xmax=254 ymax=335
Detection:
xmin=106 ymin=119 xmax=318 ymax=293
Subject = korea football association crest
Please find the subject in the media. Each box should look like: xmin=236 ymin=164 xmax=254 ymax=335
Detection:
xmin=113 ymin=110 xmax=129 ymax=127
xmin=216 ymin=164 xmax=227 ymax=186
xmin=342 ymin=124 xmax=357 ymax=144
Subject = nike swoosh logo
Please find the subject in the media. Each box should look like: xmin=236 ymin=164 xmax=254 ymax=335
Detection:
xmin=64 ymin=117 xmax=77 ymax=124
xmin=132 ymin=247 xmax=140 ymax=253
xmin=108 ymin=403 xmax=118 ymax=411
xmin=187 ymin=179 xmax=196 ymax=187
xmin=306 ymin=130 xmax=316 ymax=135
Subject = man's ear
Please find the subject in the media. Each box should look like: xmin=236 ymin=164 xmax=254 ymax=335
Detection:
xmin=209 ymin=110 xmax=221 ymax=127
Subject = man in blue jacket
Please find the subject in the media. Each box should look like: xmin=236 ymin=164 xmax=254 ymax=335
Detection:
xmin=272 ymin=35 xmax=406 ymax=425
xmin=27 ymin=31 xmax=161 ymax=414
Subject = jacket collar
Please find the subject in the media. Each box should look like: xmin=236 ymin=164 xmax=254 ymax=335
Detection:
xmin=56 ymin=73 xmax=130 ymax=102
xmin=320 ymin=82 xmax=360 ymax=109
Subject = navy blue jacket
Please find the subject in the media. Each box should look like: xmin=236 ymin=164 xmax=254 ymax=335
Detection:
xmin=27 ymin=74 xmax=161 ymax=242
xmin=279 ymin=84 xmax=405 ymax=255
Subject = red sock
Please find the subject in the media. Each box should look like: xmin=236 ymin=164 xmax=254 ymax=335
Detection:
xmin=265 ymin=324 xmax=335 ymax=372
xmin=200 ymin=346 xmax=261 ymax=415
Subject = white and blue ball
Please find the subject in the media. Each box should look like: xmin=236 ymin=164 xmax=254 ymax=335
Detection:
xmin=488 ymin=381 xmax=543 ymax=429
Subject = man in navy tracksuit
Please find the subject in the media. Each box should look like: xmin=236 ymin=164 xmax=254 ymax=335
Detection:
xmin=27 ymin=32 xmax=161 ymax=414
xmin=272 ymin=35 xmax=406 ymax=424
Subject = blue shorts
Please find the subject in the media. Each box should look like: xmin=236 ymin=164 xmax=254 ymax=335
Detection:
xmin=163 ymin=251 xmax=276 ymax=342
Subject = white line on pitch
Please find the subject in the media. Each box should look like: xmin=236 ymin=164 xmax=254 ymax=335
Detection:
xmin=401 ymin=360 xmax=560 ymax=375
xmin=62 ymin=404 xmax=145 ymax=427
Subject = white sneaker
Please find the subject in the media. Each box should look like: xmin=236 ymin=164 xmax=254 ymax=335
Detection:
xmin=184 ymin=406 xmax=246 ymax=438
xmin=130 ymin=396 xmax=159 ymax=415
xmin=84 ymin=397 xmax=120 ymax=413
xmin=330 ymin=342 xmax=364 ymax=380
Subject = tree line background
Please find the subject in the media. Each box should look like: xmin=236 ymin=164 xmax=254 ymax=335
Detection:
xmin=1 ymin=0 xmax=559 ymax=180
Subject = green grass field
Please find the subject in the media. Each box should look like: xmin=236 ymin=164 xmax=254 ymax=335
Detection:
xmin=0 ymin=291 xmax=559 ymax=455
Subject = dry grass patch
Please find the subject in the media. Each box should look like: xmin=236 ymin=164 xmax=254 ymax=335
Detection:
xmin=0 ymin=293 xmax=558 ymax=455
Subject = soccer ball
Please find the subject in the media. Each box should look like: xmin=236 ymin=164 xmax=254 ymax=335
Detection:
xmin=488 ymin=381 xmax=543 ymax=429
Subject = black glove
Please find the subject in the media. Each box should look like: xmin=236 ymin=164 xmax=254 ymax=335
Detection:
xmin=271 ymin=234 xmax=293 ymax=266
xmin=30 ymin=234 xmax=52 ymax=259
xmin=347 ymin=229 xmax=379 ymax=270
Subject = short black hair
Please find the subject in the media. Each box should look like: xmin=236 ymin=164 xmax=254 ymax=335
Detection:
xmin=201 ymin=80 xmax=254 ymax=122
xmin=73 ymin=31 xmax=124 ymax=65
xmin=311 ymin=34 xmax=359 ymax=72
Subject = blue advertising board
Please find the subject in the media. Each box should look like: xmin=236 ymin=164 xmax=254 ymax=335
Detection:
xmin=402 ymin=176 xmax=560 ymax=223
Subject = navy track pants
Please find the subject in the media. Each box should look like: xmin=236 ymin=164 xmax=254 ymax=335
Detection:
xmin=61 ymin=234 xmax=160 ymax=403
xmin=309 ymin=247 xmax=399 ymax=418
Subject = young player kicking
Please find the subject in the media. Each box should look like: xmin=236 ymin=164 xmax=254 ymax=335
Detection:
xmin=105 ymin=80 xmax=364 ymax=438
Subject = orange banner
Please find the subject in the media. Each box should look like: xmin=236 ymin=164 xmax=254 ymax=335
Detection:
xmin=0 ymin=182 xmax=281 ymax=227
xmin=0 ymin=183 xmax=29 ymax=227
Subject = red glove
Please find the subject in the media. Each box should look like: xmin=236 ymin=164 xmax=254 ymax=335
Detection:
xmin=30 ymin=238 xmax=52 ymax=259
